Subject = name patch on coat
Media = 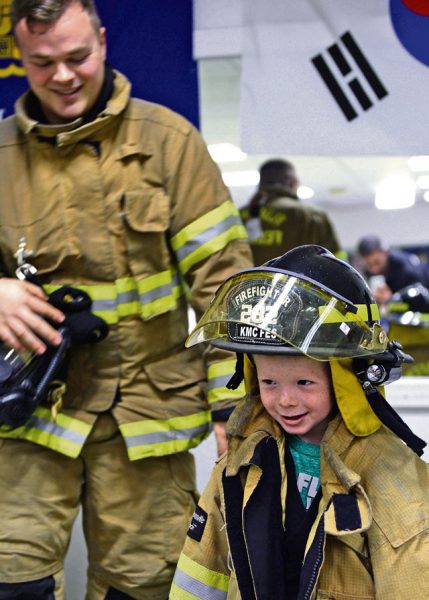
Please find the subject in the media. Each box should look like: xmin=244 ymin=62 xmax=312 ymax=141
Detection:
xmin=187 ymin=505 xmax=208 ymax=542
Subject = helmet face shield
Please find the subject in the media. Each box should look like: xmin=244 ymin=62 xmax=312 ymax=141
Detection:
xmin=187 ymin=270 xmax=388 ymax=360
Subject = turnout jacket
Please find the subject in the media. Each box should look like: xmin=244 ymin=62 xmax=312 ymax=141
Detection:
xmin=0 ymin=70 xmax=252 ymax=460
xmin=170 ymin=396 xmax=429 ymax=599
xmin=240 ymin=188 xmax=342 ymax=266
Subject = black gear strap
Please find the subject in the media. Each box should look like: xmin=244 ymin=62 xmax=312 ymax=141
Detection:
xmin=226 ymin=353 xmax=244 ymax=390
xmin=363 ymin=385 xmax=426 ymax=457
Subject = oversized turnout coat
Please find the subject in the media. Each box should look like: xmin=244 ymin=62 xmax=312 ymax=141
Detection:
xmin=171 ymin=395 xmax=429 ymax=599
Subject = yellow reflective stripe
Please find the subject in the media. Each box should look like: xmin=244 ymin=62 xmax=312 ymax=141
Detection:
xmin=208 ymin=382 xmax=245 ymax=405
xmin=43 ymin=270 xmax=184 ymax=324
xmin=120 ymin=411 xmax=212 ymax=461
xmin=388 ymin=302 xmax=409 ymax=312
xmin=115 ymin=278 xmax=141 ymax=318
xmin=44 ymin=282 xmax=120 ymax=325
xmin=207 ymin=359 xmax=245 ymax=405
xmin=0 ymin=407 xmax=92 ymax=458
xmin=178 ymin=225 xmax=247 ymax=275
xmin=170 ymin=584 xmax=200 ymax=600
xmin=319 ymin=303 xmax=380 ymax=323
xmin=171 ymin=201 xmax=247 ymax=274
xmin=171 ymin=553 xmax=229 ymax=599
xmin=138 ymin=271 xmax=175 ymax=319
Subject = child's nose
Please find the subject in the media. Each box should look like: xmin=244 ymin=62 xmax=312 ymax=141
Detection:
xmin=278 ymin=389 xmax=297 ymax=407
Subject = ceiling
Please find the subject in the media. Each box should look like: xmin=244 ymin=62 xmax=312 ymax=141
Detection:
xmin=198 ymin=57 xmax=429 ymax=211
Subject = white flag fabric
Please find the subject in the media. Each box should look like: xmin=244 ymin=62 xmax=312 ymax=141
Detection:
xmin=240 ymin=0 xmax=429 ymax=155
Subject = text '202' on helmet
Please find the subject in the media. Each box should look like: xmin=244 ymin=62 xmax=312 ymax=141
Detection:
xmin=186 ymin=245 xmax=389 ymax=360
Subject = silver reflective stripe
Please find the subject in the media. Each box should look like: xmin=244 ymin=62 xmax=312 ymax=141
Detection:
xmin=208 ymin=374 xmax=231 ymax=390
xmin=175 ymin=214 xmax=242 ymax=263
xmin=92 ymin=298 xmax=118 ymax=312
xmin=125 ymin=423 xmax=209 ymax=448
xmin=118 ymin=289 xmax=140 ymax=304
xmin=140 ymin=281 xmax=175 ymax=304
xmin=173 ymin=569 xmax=227 ymax=600
xmin=29 ymin=416 xmax=87 ymax=445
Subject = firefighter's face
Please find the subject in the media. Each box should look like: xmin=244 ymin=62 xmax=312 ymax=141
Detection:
xmin=15 ymin=2 xmax=106 ymax=124
xmin=362 ymin=250 xmax=388 ymax=276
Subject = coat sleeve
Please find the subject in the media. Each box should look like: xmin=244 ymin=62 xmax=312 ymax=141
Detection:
xmin=165 ymin=120 xmax=253 ymax=419
xmin=170 ymin=462 xmax=231 ymax=599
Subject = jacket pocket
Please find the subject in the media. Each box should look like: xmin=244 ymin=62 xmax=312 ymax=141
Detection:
xmin=143 ymin=345 xmax=206 ymax=393
xmin=121 ymin=189 xmax=172 ymax=278
xmin=143 ymin=346 xmax=209 ymax=423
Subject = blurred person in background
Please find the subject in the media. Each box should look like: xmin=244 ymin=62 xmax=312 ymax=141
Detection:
xmin=356 ymin=234 xmax=429 ymax=306
xmin=240 ymin=158 xmax=344 ymax=264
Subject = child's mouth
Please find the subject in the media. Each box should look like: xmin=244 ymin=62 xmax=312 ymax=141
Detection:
xmin=282 ymin=413 xmax=307 ymax=424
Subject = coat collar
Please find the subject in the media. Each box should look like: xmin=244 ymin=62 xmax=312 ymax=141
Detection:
xmin=226 ymin=394 xmax=373 ymax=535
xmin=15 ymin=69 xmax=131 ymax=139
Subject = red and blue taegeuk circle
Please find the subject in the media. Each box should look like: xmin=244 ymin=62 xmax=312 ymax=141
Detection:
xmin=390 ymin=0 xmax=429 ymax=66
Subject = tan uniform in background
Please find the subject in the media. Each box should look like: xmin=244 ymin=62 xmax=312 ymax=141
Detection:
xmin=0 ymin=70 xmax=252 ymax=598
xmin=240 ymin=186 xmax=343 ymax=266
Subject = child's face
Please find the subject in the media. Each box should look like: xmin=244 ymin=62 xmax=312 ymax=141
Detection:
xmin=253 ymin=353 xmax=335 ymax=445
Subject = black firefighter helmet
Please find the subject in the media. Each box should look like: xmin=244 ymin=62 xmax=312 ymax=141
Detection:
xmin=186 ymin=245 xmax=425 ymax=456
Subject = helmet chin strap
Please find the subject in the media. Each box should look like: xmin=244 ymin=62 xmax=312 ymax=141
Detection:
xmin=226 ymin=353 xmax=244 ymax=390
xmin=354 ymin=342 xmax=427 ymax=457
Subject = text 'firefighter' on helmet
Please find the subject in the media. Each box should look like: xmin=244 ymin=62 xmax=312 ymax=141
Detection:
xmin=186 ymin=245 xmax=389 ymax=359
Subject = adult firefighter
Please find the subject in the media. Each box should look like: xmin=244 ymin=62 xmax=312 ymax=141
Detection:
xmin=0 ymin=1 xmax=252 ymax=598
xmin=170 ymin=245 xmax=429 ymax=600
xmin=240 ymin=158 xmax=345 ymax=265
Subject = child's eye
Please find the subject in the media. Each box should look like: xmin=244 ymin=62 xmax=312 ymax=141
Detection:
xmin=260 ymin=378 xmax=276 ymax=386
xmin=297 ymin=379 xmax=312 ymax=386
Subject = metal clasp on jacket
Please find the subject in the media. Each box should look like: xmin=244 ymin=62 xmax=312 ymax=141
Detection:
xmin=14 ymin=237 xmax=38 ymax=280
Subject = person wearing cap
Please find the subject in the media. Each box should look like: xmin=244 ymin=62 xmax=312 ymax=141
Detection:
xmin=170 ymin=245 xmax=429 ymax=600
xmin=240 ymin=159 xmax=344 ymax=265
xmin=356 ymin=234 xmax=429 ymax=305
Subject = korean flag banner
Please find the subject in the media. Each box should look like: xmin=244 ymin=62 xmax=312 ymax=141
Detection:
xmin=240 ymin=0 xmax=429 ymax=155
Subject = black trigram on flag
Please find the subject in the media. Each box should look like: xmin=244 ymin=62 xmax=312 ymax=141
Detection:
xmin=311 ymin=31 xmax=388 ymax=122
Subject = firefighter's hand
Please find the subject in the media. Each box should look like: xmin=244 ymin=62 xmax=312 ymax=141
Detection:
xmin=213 ymin=421 xmax=228 ymax=456
xmin=0 ymin=278 xmax=65 ymax=354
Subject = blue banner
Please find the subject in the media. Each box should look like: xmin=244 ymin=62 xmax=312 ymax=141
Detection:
xmin=0 ymin=0 xmax=199 ymax=126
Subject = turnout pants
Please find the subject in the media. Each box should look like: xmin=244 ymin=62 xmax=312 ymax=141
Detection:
xmin=0 ymin=413 xmax=198 ymax=600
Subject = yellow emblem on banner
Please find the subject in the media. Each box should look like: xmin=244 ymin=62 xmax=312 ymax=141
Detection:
xmin=0 ymin=0 xmax=26 ymax=77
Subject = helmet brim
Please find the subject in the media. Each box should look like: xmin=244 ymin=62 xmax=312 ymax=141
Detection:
xmin=210 ymin=338 xmax=303 ymax=356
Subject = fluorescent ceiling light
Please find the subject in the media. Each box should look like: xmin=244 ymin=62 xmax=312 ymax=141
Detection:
xmin=424 ymin=190 xmax=429 ymax=203
xmin=416 ymin=174 xmax=429 ymax=189
xmin=375 ymin=174 xmax=415 ymax=210
xmin=297 ymin=185 xmax=315 ymax=200
xmin=408 ymin=155 xmax=429 ymax=172
xmin=222 ymin=170 xmax=260 ymax=187
xmin=208 ymin=143 xmax=248 ymax=163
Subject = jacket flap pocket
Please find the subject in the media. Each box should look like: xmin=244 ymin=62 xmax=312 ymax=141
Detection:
xmin=144 ymin=346 xmax=206 ymax=391
xmin=116 ymin=142 xmax=153 ymax=160
xmin=123 ymin=190 xmax=170 ymax=233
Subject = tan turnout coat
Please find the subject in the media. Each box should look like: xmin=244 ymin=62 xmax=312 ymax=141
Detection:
xmin=0 ymin=70 xmax=252 ymax=460
xmin=171 ymin=397 xmax=429 ymax=599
